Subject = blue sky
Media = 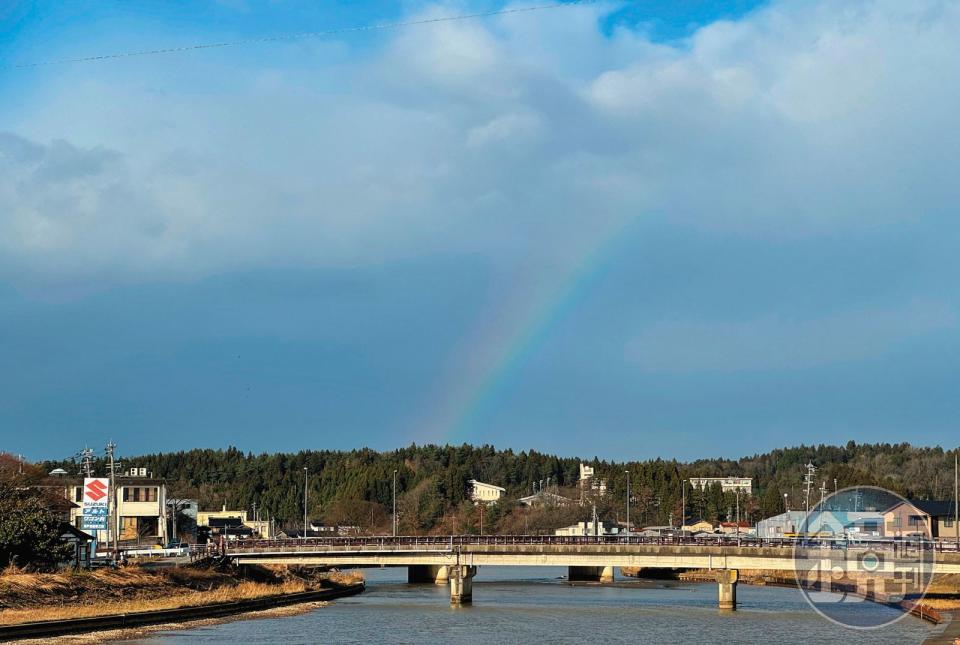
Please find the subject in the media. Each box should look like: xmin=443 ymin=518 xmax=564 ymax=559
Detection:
xmin=2 ymin=0 xmax=959 ymax=462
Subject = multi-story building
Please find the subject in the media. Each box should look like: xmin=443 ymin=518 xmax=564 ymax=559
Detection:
xmin=66 ymin=471 xmax=169 ymax=546
xmin=468 ymin=479 xmax=505 ymax=504
xmin=578 ymin=463 xmax=607 ymax=497
xmin=688 ymin=477 xmax=753 ymax=495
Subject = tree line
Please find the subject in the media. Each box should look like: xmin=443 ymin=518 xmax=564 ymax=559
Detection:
xmin=40 ymin=441 xmax=960 ymax=536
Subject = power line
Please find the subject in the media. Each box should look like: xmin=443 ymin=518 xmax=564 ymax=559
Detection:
xmin=10 ymin=1 xmax=599 ymax=69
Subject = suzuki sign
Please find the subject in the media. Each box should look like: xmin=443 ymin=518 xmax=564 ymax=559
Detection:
xmin=82 ymin=477 xmax=110 ymax=531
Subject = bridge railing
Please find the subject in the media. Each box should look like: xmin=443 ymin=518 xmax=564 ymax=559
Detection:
xmin=224 ymin=533 xmax=948 ymax=554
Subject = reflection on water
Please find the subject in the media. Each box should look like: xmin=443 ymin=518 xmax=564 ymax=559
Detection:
xmin=136 ymin=567 xmax=939 ymax=644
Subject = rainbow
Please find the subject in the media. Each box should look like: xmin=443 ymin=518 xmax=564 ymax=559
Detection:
xmin=419 ymin=214 xmax=638 ymax=445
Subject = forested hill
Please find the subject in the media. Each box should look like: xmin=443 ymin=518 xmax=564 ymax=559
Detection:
xmin=43 ymin=442 xmax=959 ymax=533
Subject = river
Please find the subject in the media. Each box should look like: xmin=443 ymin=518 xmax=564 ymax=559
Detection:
xmin=135 ymin=566 xmax=940 ymax=644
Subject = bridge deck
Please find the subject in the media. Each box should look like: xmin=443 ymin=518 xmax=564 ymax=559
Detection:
xmin=224 ymin=536 xmax=960 ymax=573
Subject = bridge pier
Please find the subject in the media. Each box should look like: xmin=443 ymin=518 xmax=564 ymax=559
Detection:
xmin=449 ymin=565 xmax=477 ymax=605
xmin=408 ymin=565 xmax=449 ymax=585
xmin=716 ymin=569 xmax=738 ymax=611
xmin=568 ymin=566 xmax=615 ymax=583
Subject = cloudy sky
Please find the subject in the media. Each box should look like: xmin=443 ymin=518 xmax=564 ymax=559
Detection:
xmin=2 ymin=0 xmax=958 ymax=461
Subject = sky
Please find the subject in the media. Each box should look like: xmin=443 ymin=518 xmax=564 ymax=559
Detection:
xmin=1 ymin=0 xmax=959 ymax=462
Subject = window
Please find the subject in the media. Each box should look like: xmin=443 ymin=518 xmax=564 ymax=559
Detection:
xmin=909 ymin=515 xmax=924 ymax=527
xmin=892 ymin=516 xmax=901 ymax=528
xmin=74 ymin=487 xmax=83 ymax=502
xmin=944 ymin=518 xmax=954 ymax=528
xmin=146 ymin=487 xmax=157 ymax=502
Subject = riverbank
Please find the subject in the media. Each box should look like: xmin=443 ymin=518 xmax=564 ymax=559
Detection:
xmin=0 ymin=564 xmax=363 ymax=626
xmin=669 ymin=568 xmax=960 ymax=622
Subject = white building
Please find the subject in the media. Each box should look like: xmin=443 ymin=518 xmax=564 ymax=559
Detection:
xmin=67 ymin=472 xmax=169 ymax=546
xmin=555 ymin=520 xmax=621 ymax=536
xmin=468 ymin=479 xmax=505 ymax=504
xmin=578 ymin=463 xmax=607 ymax=497
xmin=688 ymin=477 xmax=753 ymax=495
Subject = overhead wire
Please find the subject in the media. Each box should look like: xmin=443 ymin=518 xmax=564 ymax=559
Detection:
xmin=9 ymin=0 xmax=600 ymax=69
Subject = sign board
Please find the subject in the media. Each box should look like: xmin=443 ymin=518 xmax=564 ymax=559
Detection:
xmin=82 ymin=478 xmax=110 ymax=531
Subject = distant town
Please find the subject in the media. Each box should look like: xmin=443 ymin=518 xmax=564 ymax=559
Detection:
xmin=3 ymin=441 xmax=958 ymax=570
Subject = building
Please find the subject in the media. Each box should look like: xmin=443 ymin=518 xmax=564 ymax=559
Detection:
xmin=884 ymin=500 xmax=957 ymax=539
xmin=688 ymin=477 xmax=753 ymax=495
xmin=578 ymin=463 xmax=607 ymax=497
xmin=468 ymin=480 xmax=505 ymax=504
xmin=681 ymin=518 xmax=714 ymax=533
xmin=718 ymin=521 xmax=754 ymax=535
xmin=518 ymin=490 xmax=574 ymax=507
xmin=555 ymin=520 xmax=621 ymax=536
xmin=755 ymin=510 xmax=884 ymax=538
xmin=66 ymin=474 xmax=169 ymax=546
xmin=197 ymin=506 xmax=272 ymax=539
xmin=59 ymin=523 xmax=95 ymax=569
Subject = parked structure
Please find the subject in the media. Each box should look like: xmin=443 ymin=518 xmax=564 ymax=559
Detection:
xmin=688 ymin=477 xmax=753 ymax=494
xmin=468 ymin=480 xmax=505 ymax=504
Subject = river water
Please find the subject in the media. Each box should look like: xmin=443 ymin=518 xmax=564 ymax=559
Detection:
xmin=138 ymin=567 xmax=941 ymax=644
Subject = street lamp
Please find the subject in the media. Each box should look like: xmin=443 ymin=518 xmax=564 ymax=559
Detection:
xmin=784 ymin=493 xmax=789 ymax=512
xmin=392 ymin=469 xmax=398 ymax=538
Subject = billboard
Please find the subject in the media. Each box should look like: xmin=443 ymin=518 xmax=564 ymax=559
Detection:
xmin=82 ymin=478 xmax=110 ymax=531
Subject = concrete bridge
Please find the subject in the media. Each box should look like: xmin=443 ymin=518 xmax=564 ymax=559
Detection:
xmin=225 ymin=535 xmax=960 ymax=608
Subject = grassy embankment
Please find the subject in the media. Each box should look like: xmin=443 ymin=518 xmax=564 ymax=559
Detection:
xmin=0 ymin=565 xmax=363 ymax=625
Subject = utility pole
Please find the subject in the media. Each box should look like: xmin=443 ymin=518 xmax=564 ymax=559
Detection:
xmin=803 ymin=462 xmax=817 ymax=514
xmin=624 ymin=470 xmax=630 ymax=532
xmin=735 ymin=489 xmax=740 ymax=525
xmin=954 ymin=453 xmax=958 ymax=549
xmin=79 ymin=447 xmax=95 ymax=478
xmin=303 ymin=467 xmax=308 ymax=543
xmin=105 ymin=442 xmax=117 ymax=555
xmin=681 ymin=480 xmax=686 ymax=530
xmin=392 ymin=469 xmax=398 ymax=537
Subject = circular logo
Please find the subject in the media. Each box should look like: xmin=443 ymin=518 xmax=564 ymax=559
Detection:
xmin=791 ymin=486 xmax=936 ymax=629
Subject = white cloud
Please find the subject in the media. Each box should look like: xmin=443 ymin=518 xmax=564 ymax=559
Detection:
xmin=2 ymin=0 xmax=959 ymax=287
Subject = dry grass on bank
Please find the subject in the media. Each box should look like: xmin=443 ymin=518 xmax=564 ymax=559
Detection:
xmin=0 ymin=564 xmax=357 ymax=626
xmin=0 ymin=579 xmax=309 ymax=625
